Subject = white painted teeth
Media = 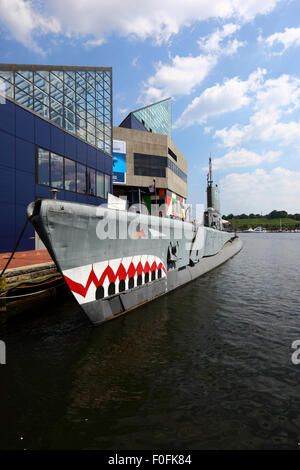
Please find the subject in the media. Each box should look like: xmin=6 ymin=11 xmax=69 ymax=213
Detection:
xmin=63 ymin=255 xmax=166 ymax=305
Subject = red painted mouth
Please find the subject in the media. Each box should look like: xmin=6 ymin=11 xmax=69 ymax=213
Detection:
xmin=63 ymin=259 xmax=166 ymax=298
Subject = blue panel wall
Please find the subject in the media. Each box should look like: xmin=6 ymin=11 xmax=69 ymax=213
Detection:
xmin=35 ymin=118 xmax=51 ymax=149
xmin=15 ymin=170 xmax=35 ymax=205
xmin=0 ymin=130 xmax=15 ymax=169
xmin=51 ymin=125 xmax=65 ymax=155
xmin=87 ymin=146 xmax=97 ymax=168
xmin=0 ymin=202 xmax=15 ymax=252
xmin=16 ymin=138 xmax=35 ymax=174
xmin=76 ymin=139 xmax=87 ymax=165
xmin=16 ymin=106 xmax=35 ymax=143
xmin=0 ymin=100 xmax=15 ymax=135
xmin=15 ymin=204 xmax=35 ymax=251
xmin=65 ymin=133 xmax=77 ymax=160
xmin=0 ymin=100 xmax=112 ymax=253
xmin=0 ymin=165 xmax=15 ymax=204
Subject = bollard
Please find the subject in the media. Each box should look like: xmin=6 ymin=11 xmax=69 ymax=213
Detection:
xmin=0 ymin=276 xmax=6 ymax=312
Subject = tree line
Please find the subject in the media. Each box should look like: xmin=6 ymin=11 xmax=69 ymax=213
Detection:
xmin=223 ymin=210 xmax=300 ymax=221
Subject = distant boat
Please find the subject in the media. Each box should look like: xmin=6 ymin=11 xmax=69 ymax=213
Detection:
xmin=244 ymin=226 xmax=266 ymax=233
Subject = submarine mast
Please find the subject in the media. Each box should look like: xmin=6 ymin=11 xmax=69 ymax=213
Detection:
xmin=205 ymin=156 xmax=222 ymax=229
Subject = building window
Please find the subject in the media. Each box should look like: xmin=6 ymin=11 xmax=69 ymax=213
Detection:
xmin=87 ymin=167 xmax=96 ymax=196
xmin=76 ymin=163 xmax=86 ymax=194
xmin=96 ymin=171 xmax=105 ymax=198
xmin=168 ymin=148 xmax=177 ymax=161
xmin=36 ymin=146 xmax=110 ymax=199
xmin=133 ymin=152 xmax=186 ymax=181
xmin=64 ymin=158 xmax=76 ymax=192
xmin=134 ymin=153 xmax=167 ymax=178
xmin=37 ymin=148 xmax=50 ymax=185
xmin=50 ymin=153 xmax=64 ymax=189
xmin=167 ymin=159 xmax=187 ymax=182
xmin=105 ymin=173 xmax=111 ymax=198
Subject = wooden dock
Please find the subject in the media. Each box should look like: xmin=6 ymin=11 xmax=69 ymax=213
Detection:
xmin=0 ymin=250 xmax=64 ymax=317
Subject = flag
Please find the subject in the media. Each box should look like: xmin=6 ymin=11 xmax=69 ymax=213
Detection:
xmin=148 ymin=184 xmax=155 ymax=193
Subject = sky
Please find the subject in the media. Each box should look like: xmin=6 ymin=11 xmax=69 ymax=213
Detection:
xmin=0 ymin=0 xmax=300 ymax=215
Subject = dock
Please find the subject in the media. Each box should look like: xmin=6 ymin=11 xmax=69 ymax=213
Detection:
xmin=0 ymin=250 xmax=64 ymax=316
xmin=0 ymin=249 xmax=58 ymax=284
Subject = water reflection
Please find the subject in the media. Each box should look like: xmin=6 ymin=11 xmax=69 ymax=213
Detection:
xmin=0 ymin=233 xmax=300 ymax=449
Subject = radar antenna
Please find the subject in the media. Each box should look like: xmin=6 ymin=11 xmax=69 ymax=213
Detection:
xmin=208 ymin=154 xmax=213 ymax=186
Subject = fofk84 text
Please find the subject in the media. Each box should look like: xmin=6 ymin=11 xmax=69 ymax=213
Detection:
xmin=152 ymin=455 xmax=192 ymax=465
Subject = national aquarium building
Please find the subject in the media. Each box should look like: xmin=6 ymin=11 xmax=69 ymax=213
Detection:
xmin=113 ymin=98 xmax=188 ymax=218
xmin=0 ymin=64 xmax=113 ymax=253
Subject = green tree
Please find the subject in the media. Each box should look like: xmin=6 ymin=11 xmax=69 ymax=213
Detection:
xmin=268 ymin=210 xmax=288 ymax=219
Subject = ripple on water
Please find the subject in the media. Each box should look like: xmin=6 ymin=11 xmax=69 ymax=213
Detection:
xmin=0 ymin=233 xmax=300 ymax=450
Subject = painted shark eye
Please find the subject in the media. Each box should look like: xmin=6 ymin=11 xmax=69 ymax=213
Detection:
xmin=128 ymin=277 xmax=134 ymax=289
xmin=144 ymin=272 xmax=149 ymax=283
xmin=108 ymin=282 xmax=115 ymax=296
xmin=137 ymin=274 xmax=142 ymax=286
xmin=95 ymin=285 xmax=104 ymax=300
xmin=119 ymin=280 xmax=125 ymax=292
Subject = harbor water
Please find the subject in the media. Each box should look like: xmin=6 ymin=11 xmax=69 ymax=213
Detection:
xmin=0 ymin=233 xmax=299 ymax=450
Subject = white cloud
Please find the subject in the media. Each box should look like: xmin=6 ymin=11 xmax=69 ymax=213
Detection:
xmin=0 ymin=0 xmax=281 ymax=51
xmin=262 ymin=26 xmax=300 ymax=54
xmin=255 ymin=74 xmax=300 ymax=112
xmin=48 ymin=0 xmax=281 ymax=45
xmin=214 ymin=74 xmax=300 ymax=147
xmin=141 ymin=54 xmax=217 ymax=103
xmin=215 ymin=110 xmax=300 ymax=147
xmin=215 ymin=109 xmax=300 ymax=148
xmin=0 ymin=0 xmax=60 ymax=54
xmin=131 ymin=57 xmax=139 ymax=67
xmin=209 ymin=148 xmax=281 ymax=170
xmin=220 ymin=167 xmax=300 ymax=214
xmin=174 ymin=68 xmax=266 ymax=128
xmin=198 ymin=23 xmax=245 ymax=55
xmin=141 ymin=21 xmax=247 ymax=104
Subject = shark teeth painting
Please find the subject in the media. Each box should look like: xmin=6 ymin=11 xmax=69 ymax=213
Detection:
xmin=63 ymin=255 xmax=167 ymax=305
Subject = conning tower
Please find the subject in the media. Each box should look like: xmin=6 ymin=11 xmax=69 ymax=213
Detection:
xmin=205 ymin=157 xmax=222 ymax=229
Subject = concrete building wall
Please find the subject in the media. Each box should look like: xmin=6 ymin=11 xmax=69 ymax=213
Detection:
xmin=167 ymin=137 xmax=187 ymax=174
xmin=166 ymin=169 xmax=187 ymax=199
xmin=113 ymin=126 xmax=187 ymax=199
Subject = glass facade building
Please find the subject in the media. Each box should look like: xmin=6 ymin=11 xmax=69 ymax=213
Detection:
xmin=115 ymin=96 xmax=187 ymax=219
xmin=132 ymin=98 xmax=172 ymax=139
xmin=0 ymin=65 xmax=112 ymax=155
xmin=0 ymin=64 xmax=113 ymax=253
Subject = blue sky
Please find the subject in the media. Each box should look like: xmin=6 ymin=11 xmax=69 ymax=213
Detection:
xmin=0 ymin=0 xmax=300 ymax=215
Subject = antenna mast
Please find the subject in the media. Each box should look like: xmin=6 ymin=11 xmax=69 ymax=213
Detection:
xmin=209 ymin=154 xmax=213 ymax=186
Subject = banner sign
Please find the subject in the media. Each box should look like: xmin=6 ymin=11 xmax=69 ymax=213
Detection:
xmin=113 ymin=140 xmax=126 ymax=184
